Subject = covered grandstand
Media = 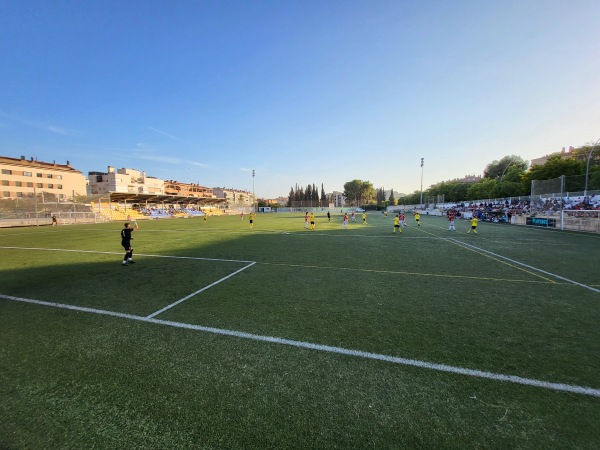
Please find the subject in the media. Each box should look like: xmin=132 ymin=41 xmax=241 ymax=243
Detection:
xmin=90 ymin=192 xmax=228 ymax=221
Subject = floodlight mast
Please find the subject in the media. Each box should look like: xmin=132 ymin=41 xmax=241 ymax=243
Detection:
xmin=252 ymin=169 xmax=255 ymax=213
xmin=420 ymin=158 xmax=424 ymax=209
xmin=584 ymin=138 xmax=600 ymax=197
xmin=500 ymin=157 xmax=519 ymax=182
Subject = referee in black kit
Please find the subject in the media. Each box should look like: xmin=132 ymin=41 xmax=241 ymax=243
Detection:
xmin=121 ymin=222 xmax=138 ymax=266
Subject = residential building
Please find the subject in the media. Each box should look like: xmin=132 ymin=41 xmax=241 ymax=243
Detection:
xmin=530 ymin=147 xmax=575 ymax=167
xmin=0 ymin=155 xmax=86 ymax=200
xmin=213 ymin=187 xmax=255 ymax=208
xmin=164 ymin=180 xmax=215 ymax=198
xmin=329 ymin=191 xmax=346 ymax=207
xmin=88 ymin=166 xmax=164 ymax=195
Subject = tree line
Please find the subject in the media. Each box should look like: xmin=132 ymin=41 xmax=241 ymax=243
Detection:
xmin=287 ymin=183 xmax=327 ymax=207
xmin=403 ymin=144 xmax=599 ymax=204
xmin=277 ymin=144 xmax=599 ymax=208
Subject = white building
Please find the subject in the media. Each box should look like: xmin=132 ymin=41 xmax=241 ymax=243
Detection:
xmin=329 ymin=191 xmax=346 ymax=207
xmin=88 ymin=167 xmax=164 ymax=195
xmin=212 ymin=187 xmax=255 ymax=208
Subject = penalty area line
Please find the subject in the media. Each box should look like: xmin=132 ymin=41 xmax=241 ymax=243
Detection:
xmin=1 ymin=293 xmax=599 ymax=398
xmin=0 ymin=246 xmax=254 ymax=264
xmin=145 ymin=261 xmax=257 ymax=319
xmin=449 ymin=239 xmax=600 ymax=294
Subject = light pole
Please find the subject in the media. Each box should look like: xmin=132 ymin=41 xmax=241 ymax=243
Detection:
xmin=500 ymin=158 xmax=518 ymax=182
xmin=584 ymin=138 xmax=600 ymax=197
xmin=420 ymin=157 xmax=424 ymax=209
xmin=252 ymin=169 xmax=255 ymax=213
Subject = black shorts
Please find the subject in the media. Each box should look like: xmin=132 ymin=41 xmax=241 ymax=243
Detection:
xmin=122 ymin=240 xmax=131 ymax=250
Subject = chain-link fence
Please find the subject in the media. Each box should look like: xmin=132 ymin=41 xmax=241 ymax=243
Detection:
xmin=0 ymin=194 xmax=108 ymax=227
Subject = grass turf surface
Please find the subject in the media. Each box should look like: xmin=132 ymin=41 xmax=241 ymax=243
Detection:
xmin=1 ymin=212 xmax=599 ymax=448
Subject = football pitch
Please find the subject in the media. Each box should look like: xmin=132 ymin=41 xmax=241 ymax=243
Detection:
xmin=1 ymin=212 xmax=599 ymax=448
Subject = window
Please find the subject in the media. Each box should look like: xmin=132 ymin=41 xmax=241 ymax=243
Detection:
xmin=1 ymin=169 xmax=12 ymax=175
xmin=36 ymin=173 xmax=42 ymax=177
xmin=56 ymin=175 xmax=62 ymax=180
xmin=57 ymin=184 xmax=63 ymax=189
xmin=47 ymin=174 xmax=53 ymax=178
xmin=48 ymin=184 xmax=54 ymax=189
xmin=27 ymin=182 xmax=33 ymax=187
xmin=16 ymin=192 xmax=23 ymax=197
xmin=37 ymin=183 xmax=43 ymax=188
xmin=16 ymin=181 xmax=22 ymax=187
xmin=2 ymin=192 xmax=9 ymax=197
xmin=24 ymin=171 xmax=32 ymax=177
xmin=1 ymin=180 xmax=8 ymax=186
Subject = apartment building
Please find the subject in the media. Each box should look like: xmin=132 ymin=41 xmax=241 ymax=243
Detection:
xmin=212 ymin=187 xmax=255 ymax=207
xmin=164 ymin=180 xmax=216 ymax=198
xmin=88 ymin=166 xmax=164 ymax=195
xmin=0 ymin=155 xmax=86 ymax=200
xmin=329 ymin=191 xmax=346 ymax=207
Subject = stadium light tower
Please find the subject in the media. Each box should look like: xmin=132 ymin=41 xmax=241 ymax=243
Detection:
xmin=500 ymin=157 xmax=519 ymax=182
xmin=252 ymin=169 xmax=256 ymax=213
xmin=420 ymin=157 xmax=424 ymax=209
xmin=584 ymin=138 xmax=599 ymax=197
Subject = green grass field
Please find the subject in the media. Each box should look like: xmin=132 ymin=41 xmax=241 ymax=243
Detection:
xmin=1 ymin=212 xmax=599 ymax=449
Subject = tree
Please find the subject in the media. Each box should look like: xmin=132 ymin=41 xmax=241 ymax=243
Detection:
xmin=484 ymin=155 xmax=528 ymax=180
xmin=399 ymin=190 xmax=422 ymax=205
xmin=521 ymin=155 xmax=585 ymax=191
xmin=320 ymin=184 xmax=326 ymax=207
xmin=492 ymin=181 xmax=525 ymax=198
xmin=344 ymin=180 xmax=372 ymax=205
xmin=389 ymin=189 xmax=395 ymax=205
xmin=466 ymin=178 xmax=497 ymax=200
xmin=343 ymin=180 xmax=363 ymax=206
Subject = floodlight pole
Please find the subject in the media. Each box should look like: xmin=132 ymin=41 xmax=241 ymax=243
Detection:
xmin=500 ymin=157 xmax=518 ymax=182
xmin=252 ymin=169 xmax=255 ymax=213
xmin=420 ymin=158 xmax=424 ymax=209
xmin=584 ymin=137 xmax=600 ymax=197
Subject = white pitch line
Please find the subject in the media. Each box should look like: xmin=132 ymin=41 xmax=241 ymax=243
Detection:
xmin=449 ymin=239 xmax=600 ymax=293
xmin=0 ymin=246 xmax=254 ymax=264
xmin=1 ymin=293 xmax=599 ymax=398
xmin=145 ymin=261 xmax=256 ymax=319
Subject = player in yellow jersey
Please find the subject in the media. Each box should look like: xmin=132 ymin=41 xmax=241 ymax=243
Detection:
xmin=414 ymin=212 xmax=421 ymax=226
xmin=362 ymin=212 xmax=367 ymax=224
xmin=467 ymin=216 xmax=478 ymax=234
xmin=393 ymin=215 xmax=402 ymax=233
xmin=249 ymin=213 xmax=255 ymax=228
xmin=309 ymin=212 xmax=315 ymax=230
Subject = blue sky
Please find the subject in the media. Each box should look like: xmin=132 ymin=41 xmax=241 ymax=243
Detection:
xmin=1 ymin=0 xmax=598 ymax=198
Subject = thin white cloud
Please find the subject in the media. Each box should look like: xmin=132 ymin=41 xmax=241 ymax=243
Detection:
xmin=46 ymin=126 xmax=73 ymax=135
xmin=135 ymin=152 xmax=208 ymax=168
xmin=0 ymin=111 xmax=77 ymax=136
xmin=147 ymin=126 xmax=181 ymax=141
